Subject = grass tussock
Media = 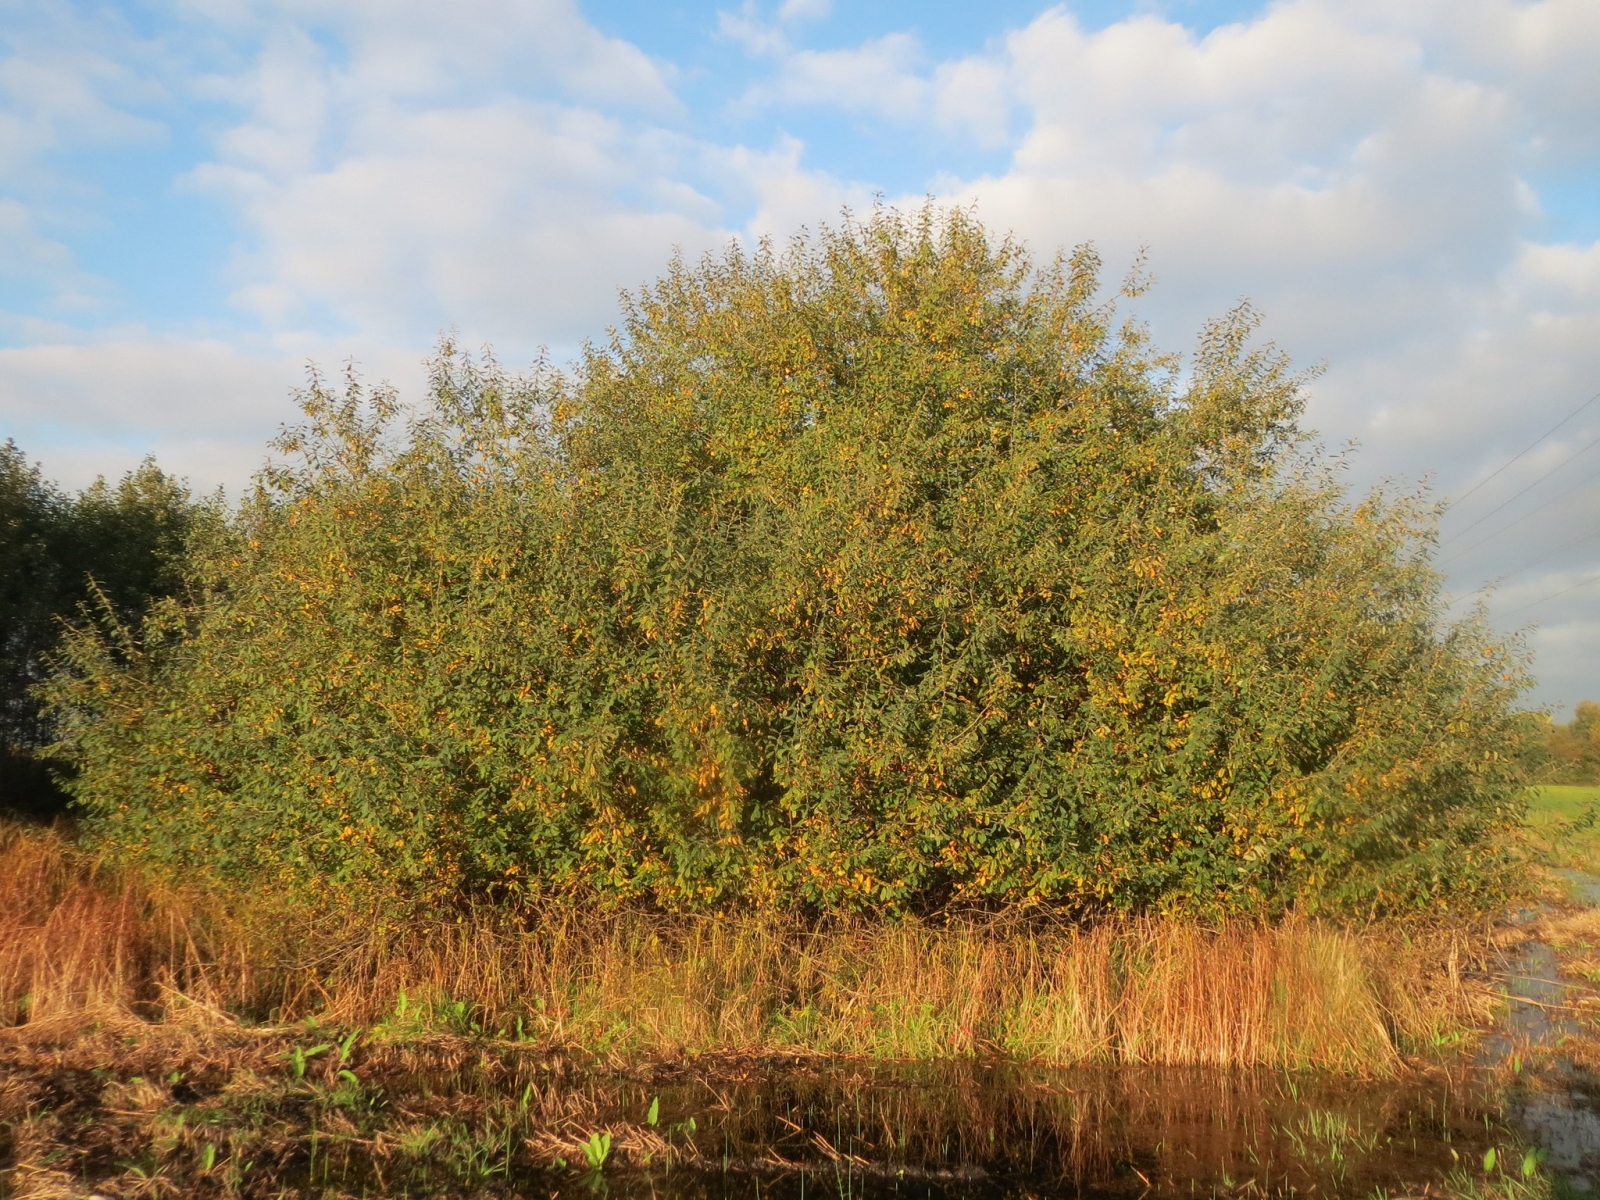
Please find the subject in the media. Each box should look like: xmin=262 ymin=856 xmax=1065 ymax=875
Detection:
xmin=0 ymin=823 xmax=1493 ymax=1073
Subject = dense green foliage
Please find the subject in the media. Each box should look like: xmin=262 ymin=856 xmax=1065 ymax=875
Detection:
xmin=1 ymin=442 xmax=203 ymax=816
xmin=50 ymin=208 xmax=1532 ymax=913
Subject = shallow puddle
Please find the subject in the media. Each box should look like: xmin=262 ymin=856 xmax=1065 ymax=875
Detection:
xmin=564 ymin=1062 xmax=1599 ymax=1200
xmin=313 ymin=1057 xmax=1600 ymax=1198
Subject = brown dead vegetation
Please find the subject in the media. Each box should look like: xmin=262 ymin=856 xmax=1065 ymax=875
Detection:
xmin=0 ymin=820 xmax=1563 ymax=1199
xmin=0 ymin=822 xmax=1499 ymax=1076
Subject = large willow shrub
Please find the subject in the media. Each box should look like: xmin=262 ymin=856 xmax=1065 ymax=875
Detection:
xmin=50 ymin=208 xmax=1530 ymax=914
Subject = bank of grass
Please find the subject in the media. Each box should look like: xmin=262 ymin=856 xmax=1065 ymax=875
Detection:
xmin=0 ymin=821 xmax=1494 ymax=1075
xmin=1525 ymin=785 xmax=1600 ymax=873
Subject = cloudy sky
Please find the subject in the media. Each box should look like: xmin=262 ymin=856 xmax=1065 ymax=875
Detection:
xmin=1 ymin=0 xmax=1597 ymax=710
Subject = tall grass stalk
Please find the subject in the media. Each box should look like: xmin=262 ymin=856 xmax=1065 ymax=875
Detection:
xmin=0 ymin=823 xmax=1489 ymax=1073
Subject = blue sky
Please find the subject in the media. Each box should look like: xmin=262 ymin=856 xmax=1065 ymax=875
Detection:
xmin=1 ymin=0 xmax=1598 ymax=710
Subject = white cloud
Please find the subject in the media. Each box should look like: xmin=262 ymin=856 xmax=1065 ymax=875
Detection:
xmin=0 ymin=198 xmax=106 ymax=309
xmin=1510 ymin=239 xmax=1600 ymax=309
xmin=0 ymin=336 xmax=297 ymax=490
xmin=0 ymin=28 xmax=167 ymax=178
xmin=713 ymin=134 xmax=864 ymax=244
xmin=171 ymin=0 xmax=734 ymax=354
xmin=894 ymin=2 xmax=1566 ymax=440
xmin=0 ymin=336 xmax=292 ymax=432
xmin=255 ymin=0 xmax=681 ymax=115
xmin=192 ymin=100 xmax=730 ymax=349
xmin=730 ymin=25 xmax=1014 ymax=144
xmin=780 ymin=0 xmax=830 ymax=20
xmin=754 ymin=34 xmax=929 ymax=122
xmin=932 ymin=56 xmax=1012 ymax=147
xmin=0 ymin=1 xmax=176 ymax=325
xmin=717 ymin=4 xmax=791 ymax=59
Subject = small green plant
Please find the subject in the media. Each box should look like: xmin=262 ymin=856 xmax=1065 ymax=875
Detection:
xmin=119 ymin=1161 xmax=164 ymax=1187
xmin=646 ymin=1096 xmax=659 ymax=1127
xmin=1284 ymin=1108 xmax=1379 ymax=1172
xmin=286 ymin=1042 xmax=333 ymax=1078
xmin=325 ymin=1068 xmax=367 ymax=1111
xmin=435 ymin=997 xmax=483 ymax=1037
xmin=337 ymin=1028 xmax=360 ymax=1063
xmin=1437 ymin=1160 xmax=1565 ymax=1200
xmin=442 ymin=1116 xmax=514 ymax=1181
xmin=397 ymin=1124 xmax=443 ymax=1157
xmin=581 ymin=1131 xmax=612 ymax=1172
xmin=1521 ymin=1146 xmax=1547 ymax=1179
xmin=200 ymin=1143 xmax=216 ymax=1172
xmin=375 ymin=990 xmax=429 ymax=1038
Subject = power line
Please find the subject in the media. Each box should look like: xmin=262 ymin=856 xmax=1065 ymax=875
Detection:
xmin=1440 ymin=426 xmax=1600 ymax=547
xmin=1448 ymin=386 xmax=1600 ymax=512
xmin=1435 ymin=385 xmax=1600 ymax=616
xmin=1451 ymin=526 xmax=1600 ymax=602
xmin=1503 ymin=526 xmax=1600 ymax=583
xmin=1439 ymin=461 xmax=1600 ymax=565
xmin=1501 ymin=569 xmax=1600 ymax=618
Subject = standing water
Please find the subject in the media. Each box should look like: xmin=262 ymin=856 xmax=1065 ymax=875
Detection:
xmin=308 ymin=1054 xmax=1597 ymax=1198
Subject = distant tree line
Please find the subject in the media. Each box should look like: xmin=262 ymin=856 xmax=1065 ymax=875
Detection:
xmin=0 ymin=440 xmax=206 ymax=817
xmin=1523 ymin=702 xmax=1600 ymax=785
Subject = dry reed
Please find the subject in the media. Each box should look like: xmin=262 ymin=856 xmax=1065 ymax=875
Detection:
xmin=0 ymin=822 xmax=1493 ymax=1074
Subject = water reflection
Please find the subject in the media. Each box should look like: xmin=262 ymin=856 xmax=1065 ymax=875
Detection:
xmin=1517 ymin=1089 xmax=1600 ymax=1183
xmin=505 ymin=1060 xmax=1563 ymax=1199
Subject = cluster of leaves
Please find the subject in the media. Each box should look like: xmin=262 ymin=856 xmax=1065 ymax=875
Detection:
xmin=1 ymin=443 xmax=207 ymax=816
xmin=48 ymin=206 xmax=1533 ymax=915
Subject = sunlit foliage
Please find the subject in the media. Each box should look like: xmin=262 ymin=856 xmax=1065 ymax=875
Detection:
xmin=49 ymin=207 xmax=1531 ymax=914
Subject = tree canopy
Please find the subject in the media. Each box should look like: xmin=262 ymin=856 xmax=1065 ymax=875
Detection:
xmin=49 ymin=207 xmax=1532 ymax=914
xmin=2 ymin=442 xmax=205 ymax=817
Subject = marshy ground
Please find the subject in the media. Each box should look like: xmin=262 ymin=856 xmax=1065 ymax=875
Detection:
xmin=6 ymin=793 xmax=1600 ymax=1199
xmin=0 ymin=1025 xmax=1560 ymax=1200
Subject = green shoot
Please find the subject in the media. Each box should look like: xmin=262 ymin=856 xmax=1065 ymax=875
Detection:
xmin=581 ymin=1131 xmax=612 ymax=1172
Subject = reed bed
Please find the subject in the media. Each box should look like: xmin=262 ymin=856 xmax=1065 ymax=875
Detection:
xmin=0 ymin=822 xmax=1493 ymax=1074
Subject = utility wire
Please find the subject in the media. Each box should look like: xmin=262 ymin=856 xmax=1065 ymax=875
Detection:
xmin=1439 ymin=461 xmax=1600 ymax=566
xmin=1441 ymin=426 xmax=1600 ymax=547
xmin=1451 ymin=527 xmax=1600 ymax=603
xmin=1502 ymin=527 xmax=1600 ymax=584
xmin=1501 ymin=569 xmax=1600 ymax=618
xmin=1448 ymin=386 xmax=1600 ymax=512
xmin=1436 ymin=386 xmax=1600 ymax=616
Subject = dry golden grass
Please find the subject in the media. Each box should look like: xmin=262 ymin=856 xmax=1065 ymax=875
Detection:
xmin=0 ymin=822 xmax=1495 ymax=1074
